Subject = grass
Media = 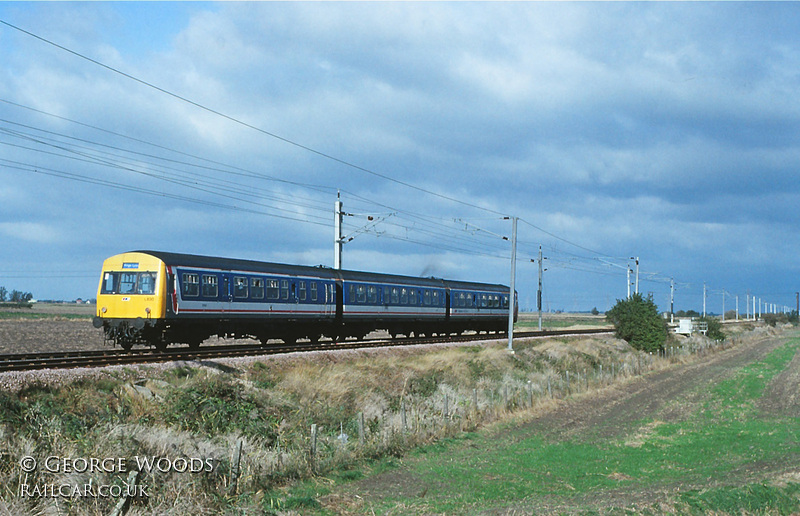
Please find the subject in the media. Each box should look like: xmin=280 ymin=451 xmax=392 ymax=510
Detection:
xmin=337 ymin=337 xmax=800 ymax=514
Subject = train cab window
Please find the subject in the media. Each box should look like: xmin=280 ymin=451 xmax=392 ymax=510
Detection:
xmin=310 ymin=282 xmax=318 ymax=302
xmin=138 ymin=272 xmax=157 ymax=295
xmin=202 ymin=275 xmax=218 ymax=297
xmin=250 ymin=278 xmax=264 ymax=299
xmin=299 ymin=281 xmax=307 ymax=301
xmin=267 ymin=280 xmax=279 ymax=300
xmin=400 ymin=288 xmax=408 ymax=305
xmin=101 ymin=272 xmax=118 ymax=294
xmin=234 ymin=277 xmax=248 ymax=299
xmin=423 ymin=290 xmax=431 ymax=306
xmin=281 ymin=280 xmax=289 ymax=300
xmin=181 ymin=273 xmax=199 ymax=297
xmin=119 ymin=272 xmax=137 ymax=294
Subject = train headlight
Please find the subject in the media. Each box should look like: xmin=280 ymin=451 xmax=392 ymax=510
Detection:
xmin=101 ymin=307 xmax=107 ymax=313
xmin=145 ymin=307 xmax=151 ymax=315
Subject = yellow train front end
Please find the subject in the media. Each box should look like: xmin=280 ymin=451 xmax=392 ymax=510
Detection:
xmin=93 ymin=252 xmax=168 ymax=349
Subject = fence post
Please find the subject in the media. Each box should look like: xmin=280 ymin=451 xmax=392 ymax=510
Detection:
xmin=310 ymin=424 xmax=318 ymax=471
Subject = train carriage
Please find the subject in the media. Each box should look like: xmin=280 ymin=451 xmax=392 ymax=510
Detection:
xmin=94 ymin=250 xmax=516 ymax=350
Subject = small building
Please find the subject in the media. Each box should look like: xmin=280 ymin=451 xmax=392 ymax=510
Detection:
xmin=675 ymin=318 xmax=708 ymax=336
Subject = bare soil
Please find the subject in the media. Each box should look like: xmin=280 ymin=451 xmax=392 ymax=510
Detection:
xmin=344 ymin=328 xmax=800 ymax=513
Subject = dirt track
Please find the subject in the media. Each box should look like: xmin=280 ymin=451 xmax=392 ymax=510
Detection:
xmin=345 ymin=327 xmax=800 ymax=513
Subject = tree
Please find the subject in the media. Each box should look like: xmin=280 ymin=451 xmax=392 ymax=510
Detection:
xmin=0 ymin=286 xmax=6 ymax=302
xmin=606 ymin=293 xmax=668 ymax=353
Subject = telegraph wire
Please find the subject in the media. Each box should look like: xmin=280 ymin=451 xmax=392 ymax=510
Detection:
xmin=0 ymin=19 xmax=509 ymax=217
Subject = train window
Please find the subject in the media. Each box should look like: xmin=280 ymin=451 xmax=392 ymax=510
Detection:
xmin=432 ymin=291 xmax=440 ymax=306
xmin=400 ymin=288 xmax=408 ymax=305
xmin=410 ymin=289 xmax=418 ymax=305
xmin=423 ymin=290 xmax=431 ymax=306
xmin=356 ymin=285 xmax=367 ymax=303
xmin=367 ymin=286 xmax=377 ymax=304
xmin=299 ymin=281 xmax=307 ymax=301
xmin=202 ymin=275 xmax=218 ymax=297
xmin=138 ymin=272 xmax=157 ymax=295
xmin=101 ymin=272 xmax=118 ymax=294
xmin=181 ymin=273 xmax=199 ymax=297
xmin=457 ymin=292 xmax=465 ymax=307
xmin=480 ymin=294 xmax=488 ymax=308
xmin=391 ymin=287 xmax=399 ymax=304
xmin=234 ymin=277 xmax=248 ymax=299
xmin=281 ymin=280 xmax=289 ymax=300
xmin=502 ymin=296 xmax=509 ymax=309
xmin=267 ymin=280 xmax=279 ymax=300
xmin=310 ymin=282 xmax=318 ymax=302
xmin=250 ymin=278 xmax=264 ymax=299
xmin=119 ymin=272 xmax=137 ymax=294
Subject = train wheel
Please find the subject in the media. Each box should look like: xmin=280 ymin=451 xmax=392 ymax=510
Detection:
xmin=119 ymin=340 xmax=133 ymax=351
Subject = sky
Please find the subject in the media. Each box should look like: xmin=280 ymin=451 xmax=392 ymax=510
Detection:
xmin=0 ymin=2 xmax=798 ymax=314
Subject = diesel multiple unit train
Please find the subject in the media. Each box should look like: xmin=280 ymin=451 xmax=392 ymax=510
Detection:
xmin=94 ymin=251 xmax=517 ymax=350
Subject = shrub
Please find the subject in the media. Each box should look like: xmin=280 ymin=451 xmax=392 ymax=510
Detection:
xmin=700 ymin=316 xmax=726 ymax=341
xmin=606 ymin=293 xmax=668 ymax=353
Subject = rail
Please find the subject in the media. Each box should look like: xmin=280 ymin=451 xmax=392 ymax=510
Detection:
xmin=0 ymin=327 xmax=614 ymax=373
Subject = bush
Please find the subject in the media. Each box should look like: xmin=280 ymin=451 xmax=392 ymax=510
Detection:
xmin=606 ymin=293 xmax=668 ymax=353
xmin=700 ymin=316 xmax=726 ymax=341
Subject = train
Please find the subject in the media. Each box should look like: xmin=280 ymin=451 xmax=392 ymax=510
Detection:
xmin=93 ymin=250 xmax=517 ymax=350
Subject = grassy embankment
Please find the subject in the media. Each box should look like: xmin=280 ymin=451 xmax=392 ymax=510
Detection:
xmin=328 ymin=334 xmax=800 ymax=514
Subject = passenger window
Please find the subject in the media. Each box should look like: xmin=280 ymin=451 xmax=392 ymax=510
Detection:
xmin=433 ymin=291 xmax=440 ymax=306
xmin=410 ymin=290 xmax=418 ymax=305
xmin=502 ymin=296 xmax=509 ymax=309
xmin=202 ymin=275 xmax=218 ymax=297
xmin=368 ymin=286 xmax=378 ymax=304
xmin=299 ymin=281 xmax=307 ymax=301
xmin=182 ymin=273 xmax=199 ymax=297
xmin=234 ymin=277 xmax=248 ymax=299
xmin=357 ymin=285 xmax=367 ymax=303
xmin=400 ymin=288 xmax=408 ymax=305
xmin=390 ymin=287 xmax=399 ymax=304
xmin=481 ymin=294 xmax=488 ymax=308
xmin=424 ymin=290 xmax=431 ymax=306
xmin=267 ymin=280 xmax=279 ymax=300
xmin=250 ymin=278 xmax=264 ymax=299
xmin=281 ymin=280 xmax=289 ymax=300
xmin=310 ymin=282 xmax=318 ymax=302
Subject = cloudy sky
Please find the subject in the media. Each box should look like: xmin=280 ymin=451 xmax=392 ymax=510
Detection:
xmin=0 ymin=2 xmax=798 ymax=314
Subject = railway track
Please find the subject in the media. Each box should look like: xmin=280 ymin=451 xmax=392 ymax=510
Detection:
xmin=0 ymin=327 xmax=613 ymax=373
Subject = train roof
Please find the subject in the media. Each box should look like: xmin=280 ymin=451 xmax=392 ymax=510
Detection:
xmin=132 ymin=250 xmax=510 ymax=292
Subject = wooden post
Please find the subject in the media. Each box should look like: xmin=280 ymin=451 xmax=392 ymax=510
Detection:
xmin=310 ymin=424 xmax=318 ymax=468
xmin=230 ymin=439 xmax=243 ymax=494
xmin=358 ymin=412 xmax=365 ymax=445
xmin=401 ymin=401 xmax=407 ymax=433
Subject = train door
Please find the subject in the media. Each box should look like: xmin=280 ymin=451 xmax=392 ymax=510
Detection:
xmin=221 ymin=275 xmax=232 ymax=313
xmin=324 ymin=282 xmax=335 ymax=317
